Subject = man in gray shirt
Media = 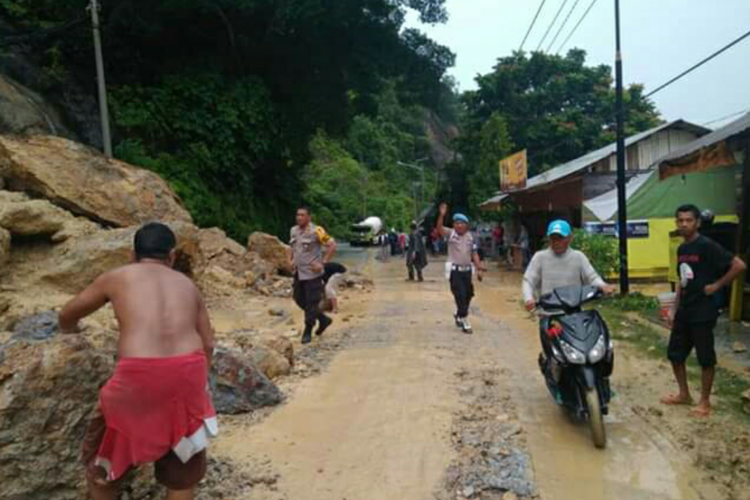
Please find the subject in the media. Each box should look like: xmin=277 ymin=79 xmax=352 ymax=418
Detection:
xmin=522 ymin=219 xmax=615 ymax=310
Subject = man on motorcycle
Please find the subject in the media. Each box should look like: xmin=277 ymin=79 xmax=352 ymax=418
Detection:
xmin=522 ymin=220 xmax=615 ymax=375
xmin=522 ymin=220 xmax=615 ymax=309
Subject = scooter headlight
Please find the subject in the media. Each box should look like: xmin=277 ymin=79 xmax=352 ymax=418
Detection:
xmin=559 ymin=340 xmax=586 ymax=364
xmin=588 ymin=335 xmax=607 ymax=363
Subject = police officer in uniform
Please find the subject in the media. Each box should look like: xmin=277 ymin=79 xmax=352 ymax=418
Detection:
xmin=287 ymin=206 xmax=337 ymax=344
xmin=436 ymin=203 xmax=486 ymax=333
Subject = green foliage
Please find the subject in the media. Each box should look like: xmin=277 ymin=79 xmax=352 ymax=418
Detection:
xmin=3 ymin=0 xmax=454 ymax=238
xmin=467 ymin=112 xmax=514 ymax=210
xmin=462 ymin=50 xmax=662 ymax=177
xmin=601 ymin=292 xmax=659 ymax=312
xmin=571 ymin=229 xmax=619 ymax=278
xmin=111 ymin=73 xmax=293 ymax=240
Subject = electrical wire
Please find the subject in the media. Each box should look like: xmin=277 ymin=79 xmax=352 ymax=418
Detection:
xmin=643 ymin=28 xmax=750 ymax=99
xmin=519 ymin=0 xmax=548 ymax=52
xmin=547 ymin=0 xmax=580 ymax=53
xmin=555 ymin=0 xmax=599 ymax=55
xmin=536 ymin=0 xmax=569 ymax=52
xmin=701 ymin=107 xmax=750 ymax=127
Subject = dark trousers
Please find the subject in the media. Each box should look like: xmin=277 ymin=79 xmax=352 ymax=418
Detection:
xmin=293 ymin=276 xmax=325 ymax=328
xmin=407 ymin=257 xmax=424 ymax=281
xmin=450 ymin=270 xmax=474 ymax=318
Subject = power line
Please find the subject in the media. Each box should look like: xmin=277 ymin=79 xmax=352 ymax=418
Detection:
xmin=556 ymin=0 xmax=599 ymax=55
xmin=547 ymin=0 xmax=580 ymax=53
xmin=701 ymin=107 xmax=750 ymax=127
xmin=519 ymin=0 xmax=548 ymax=52
xmin=644 ymin=28 xmax=750 ymax=99
xmin=536 ymin=0 xmax=569 ymax=52
xmin=0 ymin=16 xmax=86 ymax=48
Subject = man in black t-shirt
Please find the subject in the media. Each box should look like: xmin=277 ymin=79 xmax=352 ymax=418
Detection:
xmin=661 ymin=204 xmax=746 ymax=417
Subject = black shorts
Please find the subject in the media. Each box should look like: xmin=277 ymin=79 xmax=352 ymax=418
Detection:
xmin=667 ymin=319 xmax=717 ymax=368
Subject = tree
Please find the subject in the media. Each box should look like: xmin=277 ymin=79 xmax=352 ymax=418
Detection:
xmin=461 ymin=49 xmax=661 ymax=177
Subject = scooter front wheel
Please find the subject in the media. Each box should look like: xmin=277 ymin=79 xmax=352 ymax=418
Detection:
xmin=584 ymin=386 xmax=606 ymax=449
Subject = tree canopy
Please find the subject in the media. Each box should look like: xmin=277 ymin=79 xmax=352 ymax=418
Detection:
xmin=449 ymin=49 xmax=662 ymax=215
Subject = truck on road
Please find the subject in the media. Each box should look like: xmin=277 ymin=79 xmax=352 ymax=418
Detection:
xmin=350 ymin=216 xmax=383 ymax=246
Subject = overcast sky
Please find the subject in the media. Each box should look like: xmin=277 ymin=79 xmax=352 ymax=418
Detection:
xmin=405 ymin=0 xmax=750 ymax=128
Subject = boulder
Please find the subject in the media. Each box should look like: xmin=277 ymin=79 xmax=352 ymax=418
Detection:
xmin=0 ymin=190 xmax=99 ymax=242
xmin=0 ymin=226 xmax=9 ymax=266
xmin=198 ymin=264 xmax=247 ymax=296
xmin=248 ymin=344 xmax=292 ymax=380
xmin=259 ymin=333 xmax=294 ymax=366
xmin=209 ymin=346 xmax=283 ymax=414
xmin=247 ymin=232 xmax=292 ymax=275
xmin=197 ymin=227 xmax=246 ymax=260
xmin=0 ymin=335 xmax=115 ymax=500
xmin=39 ymin=222 xmax=199 ymax=292
xmin=0 ymin=74 xmax=72 ymax=137
xmin=0 ymin=134 xmax=192 ymax=227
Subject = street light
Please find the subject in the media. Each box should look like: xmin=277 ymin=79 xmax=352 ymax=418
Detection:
xmin=398 ymin=157 xmax=428 ymax=218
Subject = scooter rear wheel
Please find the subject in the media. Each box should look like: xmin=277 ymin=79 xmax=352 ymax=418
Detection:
xmin=585 ymin=386 xmax=606 ymax=449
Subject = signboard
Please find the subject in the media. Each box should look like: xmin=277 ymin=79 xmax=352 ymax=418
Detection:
xmin=499 ymin=149 xmax=527 ymax=191
xmin=583 ymin=220 xmax=650 ymax=239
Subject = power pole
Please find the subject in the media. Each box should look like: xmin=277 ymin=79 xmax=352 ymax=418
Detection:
xmin=89 ymin=0 xmax=113 ymax=157
xmin=614 ymin=0 xmax=629 ymax=294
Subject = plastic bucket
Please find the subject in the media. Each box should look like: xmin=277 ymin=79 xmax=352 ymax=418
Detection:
xmin=657 ymin=292 xmax=676 ymax=322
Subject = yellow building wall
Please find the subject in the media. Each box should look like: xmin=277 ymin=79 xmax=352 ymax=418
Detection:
xmin=607 ymin=215 xmax=738 ymax=280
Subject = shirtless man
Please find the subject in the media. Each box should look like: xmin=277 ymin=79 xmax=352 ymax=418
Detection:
xmin=59 ymin=222 xmax=217 ymax=500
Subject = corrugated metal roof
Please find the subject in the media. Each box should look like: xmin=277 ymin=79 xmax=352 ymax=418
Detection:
xmin=479 ymin=119 xmax=708 ymax=208
xmin=582 ymin=171 xmax=654 ymax=221
xmin=478 ymin=193 xmax=508 ymax=209
xmin=657 ymin=112 xmax=750 ymax=167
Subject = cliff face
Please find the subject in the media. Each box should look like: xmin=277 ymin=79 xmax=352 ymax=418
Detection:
xmin=0 ymin=18 xmax=103 ymax=147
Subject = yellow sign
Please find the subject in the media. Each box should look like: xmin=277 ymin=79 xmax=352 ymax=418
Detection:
xmin=499 ymin=150 xmax=527 ymax=191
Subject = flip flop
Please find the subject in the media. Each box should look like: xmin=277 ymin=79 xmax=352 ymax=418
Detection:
xmin=660 ymin=394 xmax=693 ymax=406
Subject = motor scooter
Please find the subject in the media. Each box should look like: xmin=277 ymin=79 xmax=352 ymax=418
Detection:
xmin=536 ymin=285 xmax=614 ymax=448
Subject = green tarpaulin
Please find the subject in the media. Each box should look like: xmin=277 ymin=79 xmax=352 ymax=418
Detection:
xmin=585 ymin=165 xmax=740 ymax=222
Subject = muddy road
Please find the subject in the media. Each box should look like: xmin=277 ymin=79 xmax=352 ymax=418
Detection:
xmin=212 ymin=250 xmax=727 ymax=500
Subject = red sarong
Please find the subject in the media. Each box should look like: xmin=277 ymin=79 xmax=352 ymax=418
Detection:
xmin=94 ymin=350 xmax=217 ymax=481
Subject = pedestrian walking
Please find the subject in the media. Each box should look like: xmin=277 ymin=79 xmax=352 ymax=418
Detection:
xmin=406 ymin=221 xmax=427 ymax=281
xmin=436 ymin=203 xmax=486 ymax=334
xmin=661 ymin=204 xmax=745 ymax=417
xmin=287 ymin=206 xmax=337 ymax=344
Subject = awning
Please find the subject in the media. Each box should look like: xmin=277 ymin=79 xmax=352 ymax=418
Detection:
xmin=478 ymin=193 xmax=508 ymax=211
xmin=582 ymin=172 xmax=654 ymax=222
xmin=658 ymin=112 xmax=750 ymax=179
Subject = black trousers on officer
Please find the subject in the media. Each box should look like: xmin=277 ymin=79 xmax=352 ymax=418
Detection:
xmin=293 ymin=276 xmax=325 ymax=328
xmin=450 ymin=270 xmax=474 ymax=318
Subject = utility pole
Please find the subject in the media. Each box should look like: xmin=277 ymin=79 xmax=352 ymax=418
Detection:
xmin=89 ymin=0 xmax=113 ymax=157
xmin=614 ymin=0 xmax=629 ymax=294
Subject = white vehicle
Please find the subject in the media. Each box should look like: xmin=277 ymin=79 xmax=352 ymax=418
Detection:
xmin=350 ymin=216 xmax=384 ymax=246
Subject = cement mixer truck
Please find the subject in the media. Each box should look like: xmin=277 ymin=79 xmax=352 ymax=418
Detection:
xmin=350 ymin=216 xmax=383 ymax=246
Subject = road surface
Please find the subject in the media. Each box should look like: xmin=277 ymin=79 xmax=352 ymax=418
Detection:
xmin=213 ymin=249 xmax=722 ymax=500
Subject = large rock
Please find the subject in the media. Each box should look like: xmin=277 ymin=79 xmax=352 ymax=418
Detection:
xmin=0 ymin=190 xmax=99 ymax=242
xmin=0 ymin=134 xmax=192 ymax=227
xmin=247 ymin=232 xmax=292 ymax=276
xmin=0 ymin=74 xmax=72 ymax=137
xmin=40 ymin=222 xmax=200 ymax=292
xmin=0 ymin=226 xmax=9 ymax=266
xmin=209 ymin=346 xmax=283 ymax=414
xmin=0 ymin=334 xmax=115 ymax=500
